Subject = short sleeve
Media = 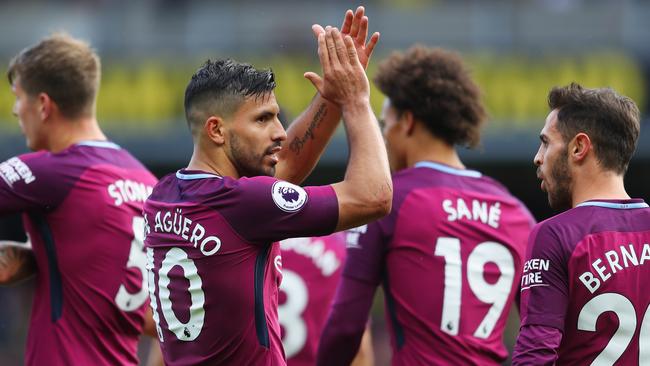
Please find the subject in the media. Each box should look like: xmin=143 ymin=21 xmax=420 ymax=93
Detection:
xmin=342 ymin=215 xmax=391 ymax=286
xmin=519 ymin=222 xmax=569 ymax=331
xmin=0 ymin=153 xmax=70 ymax=215
xmin=219 ymin=176 xmax=339 ymax=243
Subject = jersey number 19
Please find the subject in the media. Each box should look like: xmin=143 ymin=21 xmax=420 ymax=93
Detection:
xmin=434 ymin=237 xmax=515 ymax=339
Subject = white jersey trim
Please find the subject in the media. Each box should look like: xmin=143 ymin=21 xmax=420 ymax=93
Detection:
xmin=76 ymin=140 xmax=121 ymax=149
xmin=414 ymin=161 xmax=482 ymax=178
xmin=576 ymin=201 xmax=649 ymax=209
xmin=175 ymin=171 xmax=223 ymax=180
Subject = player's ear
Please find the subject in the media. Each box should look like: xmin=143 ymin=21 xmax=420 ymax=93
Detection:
xmin=570 ymin=132 xmax=591 ymax=163
xmin=204 ymin=116 xmax=226 ymax=145
xmin=37 ymin=92 xmax=53 ymax=122
xmin=401 ymin=110 xmax=416 ymax=136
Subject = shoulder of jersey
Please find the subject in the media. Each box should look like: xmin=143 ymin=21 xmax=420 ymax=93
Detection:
xmin=532 ymin=207 xmax=587 ymax=238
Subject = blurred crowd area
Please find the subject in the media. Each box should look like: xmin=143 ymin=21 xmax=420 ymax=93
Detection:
xmin=1 ymin=1 xmax=649 ymax=365
xmin=0 ymin=0 xmax=648 ymax=133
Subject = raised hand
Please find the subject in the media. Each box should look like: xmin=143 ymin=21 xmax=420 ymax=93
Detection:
xmin=312 ymin=6 xmax=380 ymax=70
xmin=304 ymin=28 xmax=370 ymax=107
xmin=340 ymin=6 xmax=380 ymax=69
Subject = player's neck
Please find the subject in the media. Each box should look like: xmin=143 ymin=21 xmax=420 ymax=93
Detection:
xmin=47 ymin=117 xmax=106 ymax=153
xmin=406 ymin=136 xmax=464 ymax=170
xmin=571 ymin=169 xmax=630 ymax=207
xmin=187 ymin=144 xmax=234 ymax=178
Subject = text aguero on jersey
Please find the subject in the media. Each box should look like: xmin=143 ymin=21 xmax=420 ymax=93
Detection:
xmin=144 ymin=208 xmax=221 ymax=256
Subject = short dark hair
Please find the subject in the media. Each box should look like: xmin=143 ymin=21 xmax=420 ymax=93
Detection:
xmin=548 ymin=82 xmax=640 ymax=174
xmin=184 ymin=59 xmax=276 ymax=133
xmin=374 ymin=46 xmax=486 ymax=148
xmin=7 ymin=33 xmax=100 ymax=119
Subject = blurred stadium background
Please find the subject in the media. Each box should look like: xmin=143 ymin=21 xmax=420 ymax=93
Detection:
xmin=0 ymin=0 xmax=648 ymax=364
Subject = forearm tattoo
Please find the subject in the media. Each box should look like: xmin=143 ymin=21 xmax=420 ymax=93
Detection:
xmin=289 ymin=103 xmax=328 ymax=155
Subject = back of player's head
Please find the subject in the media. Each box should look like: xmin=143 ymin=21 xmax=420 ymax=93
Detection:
xmin=548 ymin=83 xmax=640 ymax=174
xmin=7 ymin=33 xmax=101 ymax=119
xmin=184 ymin=59 xmax=276 ymax=135
xmin=374 ymin=46 xmax=486 ymax=148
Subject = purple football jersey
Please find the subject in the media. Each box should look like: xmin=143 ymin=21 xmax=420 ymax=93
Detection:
xmin=518 ymin=199 xmax=650 ymax=365
xmin=143 ymin=169 xmax=338 ymax=366
xmin=279 ymin=233 xmax=346 ymax=366
xmin=0 ymin=141 xmax=158 ymax=366
xmin=344 ymin=161 xmax=534 ymax=365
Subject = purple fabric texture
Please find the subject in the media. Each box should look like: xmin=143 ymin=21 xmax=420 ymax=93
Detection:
xmin=517 ymin=199 xmax=650 ymax=365
xmin=278 ymin=233 xmax=348 ymax=366
xmin=316 ymin=277 xmax=376 ymax=366
xmin=512 ymin=324 xmax=562 ymax=366
xmin=0 ymin=142 xmax=158 ymax=366
xmin=323 ymin=163 xmax=534 ymax=366
xmin=144 ymin=170 xmax=339 ymax=366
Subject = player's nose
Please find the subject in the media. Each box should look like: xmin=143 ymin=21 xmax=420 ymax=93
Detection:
xmin=533 ymin=147 xmax=543 ymax=166
xmin=272 ymin=118 xmax=287 ymax=142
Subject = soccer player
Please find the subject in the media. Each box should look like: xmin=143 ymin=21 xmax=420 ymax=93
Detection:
xmin=0 ymin=34 xmax=159 ymax=365
xmin=143 ymin=25 xmax=392 ymax=366
xmin=317 ymin=46 xmax=535 ymax=365
xmin=279 ymin=234 xmax=374 ymax=366
xmin=512 ymin=83 xmax=648 ymax=365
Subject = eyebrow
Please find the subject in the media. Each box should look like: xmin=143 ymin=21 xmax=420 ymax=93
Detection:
xmin=255 ymin=109 xmax=277 ymax=120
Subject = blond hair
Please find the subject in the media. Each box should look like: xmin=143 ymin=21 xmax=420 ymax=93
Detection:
xmin=8 ymin=33 xmax=101 ymax=119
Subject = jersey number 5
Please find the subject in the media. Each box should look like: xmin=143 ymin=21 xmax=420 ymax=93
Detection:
xmin=115 ymin=216 xmax=149 ymax=311
xmin=435 ymin=237 xmax=515 ymax=339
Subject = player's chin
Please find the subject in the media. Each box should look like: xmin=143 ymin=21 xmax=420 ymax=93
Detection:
xmin=25 ymin=138 xmax=39 ymax=152
xmin=260 ymin=162 xmax=277 ymax=177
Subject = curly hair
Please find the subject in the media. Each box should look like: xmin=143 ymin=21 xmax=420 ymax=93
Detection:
xmin=548 ymin=82 xmax=640 ymax=174
xmin=374 ymin=46 xmax=486 ymax=148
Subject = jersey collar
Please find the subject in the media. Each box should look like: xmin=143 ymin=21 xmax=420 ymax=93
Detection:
xmin=175 ymin=169 xmax=223 ymax=180
xmin=576 ymin=200 xmax=649 ymax=209
xmin=76 ymin=140 xmax=121 ymax=150
xmin=414 ymin=161 xmax=482 ymax=178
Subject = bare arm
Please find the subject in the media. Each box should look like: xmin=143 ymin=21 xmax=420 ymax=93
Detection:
xmin=142 ymin=306 xmax=158 ymax=338
xmin=0 ymin=240 xmax=36 ymax=285
xmin=276 ymin=6 xmax=380 ymax=184
xmin=276 ymin=96 xmax=339 ymax=184
xmin=145 ymin=339 xmax=164 ymax=366
xmin=304 ymin=26 xmax=392 ymax=232
xmin=351 ymin=325 xmax=374 ymax=366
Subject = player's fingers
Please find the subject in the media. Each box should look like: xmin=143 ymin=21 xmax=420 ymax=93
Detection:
xmin=340 ymin=9 xmax=353 ymax=34
xmin=332 ymin=28 xmax=349 ymax=66
xmin=344 ymin=35 xmax=361 ymax=67
xmin=312 ymin=24 xmax=325 ymax=39
xmin=349 ymin=6 xmax=364 ymax=38
xmin=316 ymin=33 xmax=331 ymax=75
xmin=325 ymin=28 xmax=341 ymax=68
xmin=365 ymin=32 xmax=380 ymax=59
xmin=304 ymin=72 xmax=324 ymax=94
xmin=357 ymin=16 xmax=369 ymax=45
